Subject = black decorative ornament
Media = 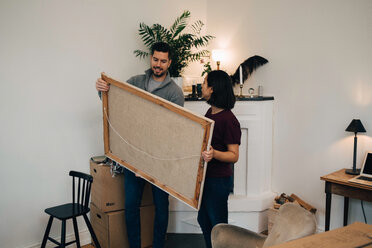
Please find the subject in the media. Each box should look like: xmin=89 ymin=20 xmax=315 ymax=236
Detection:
xmin=230 ymin=55 xmax=269 ymax=85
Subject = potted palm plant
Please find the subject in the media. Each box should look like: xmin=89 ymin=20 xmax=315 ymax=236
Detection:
xmin=134 ymin=10 xmax=214 ymax=83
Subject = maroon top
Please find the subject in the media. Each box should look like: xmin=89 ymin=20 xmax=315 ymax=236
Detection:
xmin=205 ymin=108 xmax=241 ymax=177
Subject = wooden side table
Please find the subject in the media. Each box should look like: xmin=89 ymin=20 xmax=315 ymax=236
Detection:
xmin=320 ymin=169 xmax=372 ymax=231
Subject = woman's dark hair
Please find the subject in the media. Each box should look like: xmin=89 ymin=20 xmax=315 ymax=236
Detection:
xmin=151 ymin=42 xmax=172 ymax=59
xmin=206 ymin=70 xmax=236 ymax=109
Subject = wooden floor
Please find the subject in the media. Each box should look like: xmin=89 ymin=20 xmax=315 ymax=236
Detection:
xmin=81 ymin=233 xmax=206 ymax=248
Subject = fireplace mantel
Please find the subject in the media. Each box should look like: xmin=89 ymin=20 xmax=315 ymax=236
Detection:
xmin=168 ymin=99 xmax=275 ymax=233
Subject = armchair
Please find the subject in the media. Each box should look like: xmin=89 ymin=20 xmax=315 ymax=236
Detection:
xmin=211 ymin=202 xmax=317 ymax=248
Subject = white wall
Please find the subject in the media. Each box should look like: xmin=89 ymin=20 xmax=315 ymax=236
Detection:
xmin=1 ymin=0 xmax=372 ymax=247
xmin=206 ymin=0 xmax=372 ymax=230
xmin=0 ymin=0 xmax=207 ymax=247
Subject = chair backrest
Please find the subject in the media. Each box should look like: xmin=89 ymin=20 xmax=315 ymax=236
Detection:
xmin=69 ymin=171 xmax=93 ymax=209
xmin=263 ymin=202 xmax=317 ymax=247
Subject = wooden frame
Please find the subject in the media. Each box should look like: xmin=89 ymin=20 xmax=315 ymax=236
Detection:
xmin=101 ymin=73 xmax=214 ymax=209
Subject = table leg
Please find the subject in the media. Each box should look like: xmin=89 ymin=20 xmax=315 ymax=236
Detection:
xmin=344 ymin=197 xmax=349 ymax=226
xmin=325 ymin=185 xmax=332 ymax=231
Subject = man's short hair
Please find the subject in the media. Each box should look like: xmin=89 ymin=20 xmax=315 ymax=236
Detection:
xmin=151 ymin=42 xmax=172 ymax=59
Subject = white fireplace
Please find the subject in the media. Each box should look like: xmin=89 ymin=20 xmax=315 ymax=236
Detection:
xmin=168 ymin=99 xmax=275 ymax=233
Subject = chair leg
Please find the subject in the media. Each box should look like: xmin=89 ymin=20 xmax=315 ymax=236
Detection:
xmin=72 ymin=217 xmax=81 ymax=248
xmin=61 ymin=220 xmax=66 ymax=247
xmin=83 ymin=214 xmax=101 ymax=248
xmin=41 ymin=216 xmax=54 ymax=248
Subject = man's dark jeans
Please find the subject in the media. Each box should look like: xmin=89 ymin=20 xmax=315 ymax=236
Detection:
xmin=197 ymin=176 xmax=232 ymax=248
xmin=124 ymin=169 xmax=169 ymax=248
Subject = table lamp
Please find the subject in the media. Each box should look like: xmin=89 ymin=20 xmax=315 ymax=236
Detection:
xmin=212 ymin=49 xmax=225 ymax=70
xmin=345 ymin=119 xmax=366 ymax=175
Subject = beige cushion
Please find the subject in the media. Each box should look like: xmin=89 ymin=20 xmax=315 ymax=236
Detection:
xmin=211 ymin=224 xmax=266 ymax=248
xmin=263 ymin=203 xmax=316 ymax=247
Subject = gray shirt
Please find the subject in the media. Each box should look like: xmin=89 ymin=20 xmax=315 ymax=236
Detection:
xmin=147 ymin=77 xmax=162 ymax=93
xmin=127 ymin=69 xmax=184 ymax=107
xmin=98 ymin=69 xmax=184 ymax=107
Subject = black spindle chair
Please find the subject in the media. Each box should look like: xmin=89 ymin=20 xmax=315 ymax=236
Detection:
xmin=41 ymin=171 xmax=100 ymax=248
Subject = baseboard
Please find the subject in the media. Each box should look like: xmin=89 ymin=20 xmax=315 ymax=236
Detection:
xmin=25 ymin=229 xmax=91 ymax=248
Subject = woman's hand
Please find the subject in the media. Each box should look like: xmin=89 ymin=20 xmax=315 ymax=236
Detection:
xmin=203 ymin=144 xmax=239 ymax=163
xmin=202 ymin=146 xmax=214 ymax=162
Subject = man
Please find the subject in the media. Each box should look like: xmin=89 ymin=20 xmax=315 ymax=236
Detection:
xmin=96 ymin=42 xmax=184 ymax=248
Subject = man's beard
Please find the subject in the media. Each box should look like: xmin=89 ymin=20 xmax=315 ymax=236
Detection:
xmin=152 ymin=67 xmax=166 ymax=78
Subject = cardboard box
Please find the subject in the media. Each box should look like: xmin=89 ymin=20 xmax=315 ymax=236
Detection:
xmin=90 ymin=203 xmax=155 ymax=248
xmin=90 ymin=158 xmax=153 ymax=212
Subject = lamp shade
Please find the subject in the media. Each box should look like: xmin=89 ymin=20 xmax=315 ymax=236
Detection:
xmin=212 ymin=49 xmax=226 ymax=62
xmin=345 ymin=119 xmax=366 ymax=133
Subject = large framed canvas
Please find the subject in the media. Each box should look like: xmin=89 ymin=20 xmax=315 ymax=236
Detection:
xmin=101 ymin=73 xmax=214 ymax=210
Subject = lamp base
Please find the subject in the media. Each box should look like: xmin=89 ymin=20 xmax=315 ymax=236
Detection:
xmin=345 ymin=168 xmax=361 ymax=175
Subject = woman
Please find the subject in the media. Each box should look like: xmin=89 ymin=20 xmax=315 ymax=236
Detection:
xmin=198 ymin=70 xmax=241 ymax=248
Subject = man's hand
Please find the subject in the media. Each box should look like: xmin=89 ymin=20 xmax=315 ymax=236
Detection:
xmin=96 ymin=78 xmax=110 ymax=92
xmin=202 ymin=146 xmax=214 ymax=162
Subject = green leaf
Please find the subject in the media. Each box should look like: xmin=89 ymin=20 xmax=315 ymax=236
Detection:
xmin=133 ymin=50 xmax=149 ymax=59
xmin=134 ymin=10 xmax=214 ymax=77
xmin=170 ymin=10 xmax=190 ymax=38
xmin=153 ymin=24 xmax=171 ymax=42
xmin=190 ymin=20 xmax=204 ymax=34
xmin=138 ymin=23 xmax=157 ymax=47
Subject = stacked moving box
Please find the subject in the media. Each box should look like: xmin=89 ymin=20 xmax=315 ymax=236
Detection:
xmin=90 ymin=157 xmax=154 ymax=248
